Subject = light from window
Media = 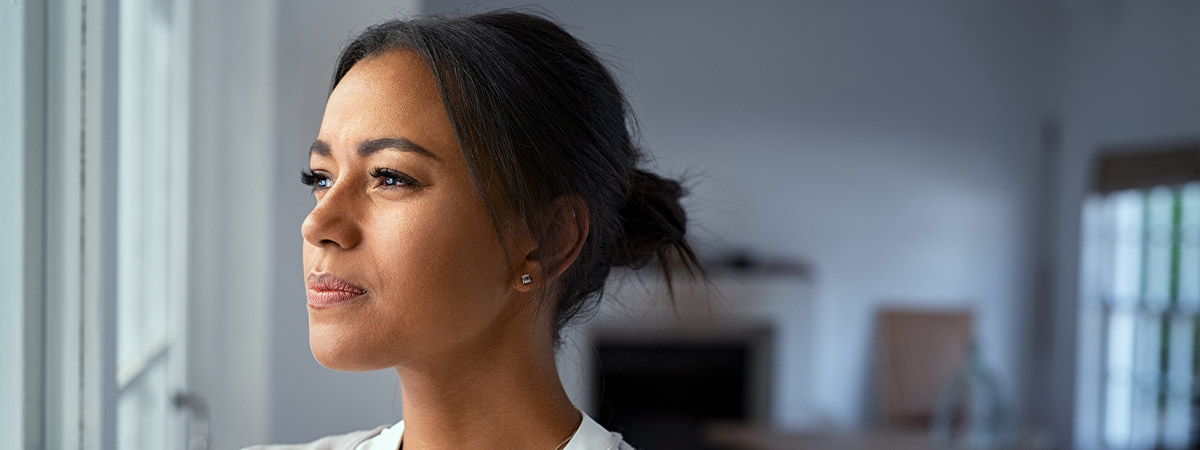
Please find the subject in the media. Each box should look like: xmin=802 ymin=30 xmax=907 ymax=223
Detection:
xmin=1099 ymin=182 xmax=1200 ymax=449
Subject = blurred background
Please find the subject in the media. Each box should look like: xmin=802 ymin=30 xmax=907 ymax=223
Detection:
xmin=3 ymin=0 xmax=1198 ymax=449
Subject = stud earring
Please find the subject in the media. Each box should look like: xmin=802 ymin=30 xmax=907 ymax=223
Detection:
xmin=521 ymin=274 xmax=532 ymax=285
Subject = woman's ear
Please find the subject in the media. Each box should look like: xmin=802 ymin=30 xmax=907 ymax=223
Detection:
xmin=512 ymin=195 xmax=589 ymax=292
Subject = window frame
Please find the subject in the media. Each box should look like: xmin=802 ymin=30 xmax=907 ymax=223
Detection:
xmin=0 ymin=0 xmax=48 ymax=448
xmin=1078 ymin=143 xmax=1200 ymax=449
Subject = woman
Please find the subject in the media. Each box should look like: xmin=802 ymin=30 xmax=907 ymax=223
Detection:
xmin=250 ymin=10 xmax=701 ymax=450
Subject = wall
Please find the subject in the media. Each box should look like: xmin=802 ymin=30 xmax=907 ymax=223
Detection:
xmin=189 ymin=1 xmax=276 ymax=448
xmin=189 ymin=1 xmax=419 ymax=448
xmin=270 ymin=0 xmax=422 ymax=444
xmin=1040 ymin=3 xmax=1200 ymax=447
xmin=424 ymin=0 xmax=1056 ymax=428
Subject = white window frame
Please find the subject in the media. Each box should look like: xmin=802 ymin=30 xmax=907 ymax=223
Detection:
xmin=3 ymin=0 xmax=194 ymax=448
xmin=1 ymin=0 xmax=48 ymax=448
xmin=1 ymin=0 xmax=89 ymax=448
xmin=113 ymin=0 xmax=192 ymax=447
xmin=44 ymin=1 xmax=88 ymax=449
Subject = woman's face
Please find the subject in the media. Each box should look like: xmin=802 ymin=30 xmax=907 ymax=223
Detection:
xmin=301 ymin=50 xmax=524 ymax=371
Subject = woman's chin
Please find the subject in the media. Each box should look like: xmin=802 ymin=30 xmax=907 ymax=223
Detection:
xmin=308 ymin=324 xmax=388 ymax=372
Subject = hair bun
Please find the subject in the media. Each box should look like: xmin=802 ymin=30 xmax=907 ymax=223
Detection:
xmin=612 ymin=169 xmax=690 ymax=269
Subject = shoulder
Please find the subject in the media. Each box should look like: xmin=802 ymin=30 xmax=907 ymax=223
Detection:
xmin=607 ymin=434 xmax=637 ymax=450
xmin=239 ymin=424 xmax=388 ymax=450
xmin=600 ymin=431 xmax=638 ymax=450
xmin=569 ymin=412 xmax=638 ymax=450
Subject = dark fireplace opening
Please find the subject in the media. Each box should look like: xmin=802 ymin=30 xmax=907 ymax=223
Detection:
xmin=591 ymin=328 xmax=771 ymax=450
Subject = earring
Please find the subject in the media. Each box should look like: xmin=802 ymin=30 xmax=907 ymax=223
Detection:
xmin=521 ymin=274 xmax=532 ymax=285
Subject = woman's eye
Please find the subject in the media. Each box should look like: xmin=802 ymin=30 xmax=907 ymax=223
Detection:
xmin=300 ymin=170 xmax=333 ymax=191
xmin=370 ymin=168 xmax=422 ymax=189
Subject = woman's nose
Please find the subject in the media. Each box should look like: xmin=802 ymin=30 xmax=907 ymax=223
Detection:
xmin=301 ymin=187 xmax=363 ymax=251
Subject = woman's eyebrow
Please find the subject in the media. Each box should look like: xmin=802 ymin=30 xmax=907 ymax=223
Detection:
xmin=309 ymin=138 xmax=442 ymax=163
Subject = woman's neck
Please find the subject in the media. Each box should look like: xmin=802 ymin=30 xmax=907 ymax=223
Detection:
xmin=393 ymin=321 xmax=580 ymax=450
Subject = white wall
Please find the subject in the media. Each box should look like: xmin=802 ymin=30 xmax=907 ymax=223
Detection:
xmin=189 ymin=1 xmax=277 ymax=449
xmin=189 ymin=1 xmax=419 ymax=448
xmin=270 ymin=0 xmax=421 ymax=445
xmin=1041 ymin=3 xmax=1200 ymax=448
xmin=424 ymin=0 xmax=1056 ymax=429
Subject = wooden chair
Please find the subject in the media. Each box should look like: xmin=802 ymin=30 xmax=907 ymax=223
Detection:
xmin=875 ymin=309 xmax=974 ymax=429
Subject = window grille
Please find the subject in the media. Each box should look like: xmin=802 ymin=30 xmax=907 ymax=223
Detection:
xmin=1095 ymin=178 xmax=1200 ymax=449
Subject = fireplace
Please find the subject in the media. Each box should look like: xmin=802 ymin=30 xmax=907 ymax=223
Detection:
xmin=590 ymin=326 xmax=773 ymax=450
xmin=554 ymin=272 xmax=814 ymax=447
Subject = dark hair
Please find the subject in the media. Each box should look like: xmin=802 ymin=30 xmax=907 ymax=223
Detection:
xmin=331 ymin=10 xmax=703 ymax=340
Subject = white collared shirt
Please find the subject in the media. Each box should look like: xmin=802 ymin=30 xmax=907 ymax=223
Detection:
xmin=354 ymin=411 xmax=634 ymax=450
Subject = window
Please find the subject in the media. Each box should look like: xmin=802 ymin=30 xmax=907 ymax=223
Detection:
xmin=1085 ymin=146 xmax=1200 ymax=449
xmin=115 ymin=0 xmax=191 ymax=448
xmin=2 ymin=0 xmax=194 ymax=448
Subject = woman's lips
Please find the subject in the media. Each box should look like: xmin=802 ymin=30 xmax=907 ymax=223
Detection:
xmin=307 ymin=273 xmax=367 ymax=308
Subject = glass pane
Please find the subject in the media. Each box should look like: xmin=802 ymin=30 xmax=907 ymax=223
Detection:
xmin=116 ymin=0 xmax=147 ymax=375
xmin=1130 ymin=313 xmax=1163 ymax=448
xmin=1110 ymin=190 xmax=1145 ymax=306
xmin=118 ymin=359 xmax=169 ymax=450
xmin=142 ymin=9 xmax=171 ymax=350
xmin=1179 ymin=183 xmax=1199 ymax=307
xmin=117 ymin=0 xmax=175 ymax=380
xmin=1145 ymin=187 xmax=1174 ymax=308
xmin=1105 ymin=310 xmax=1136 ymax=447
xmin=115 ymin=0 xmax=185 ymax=448
xmin=1162 ymin=317 xmax=1194 ymax=448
